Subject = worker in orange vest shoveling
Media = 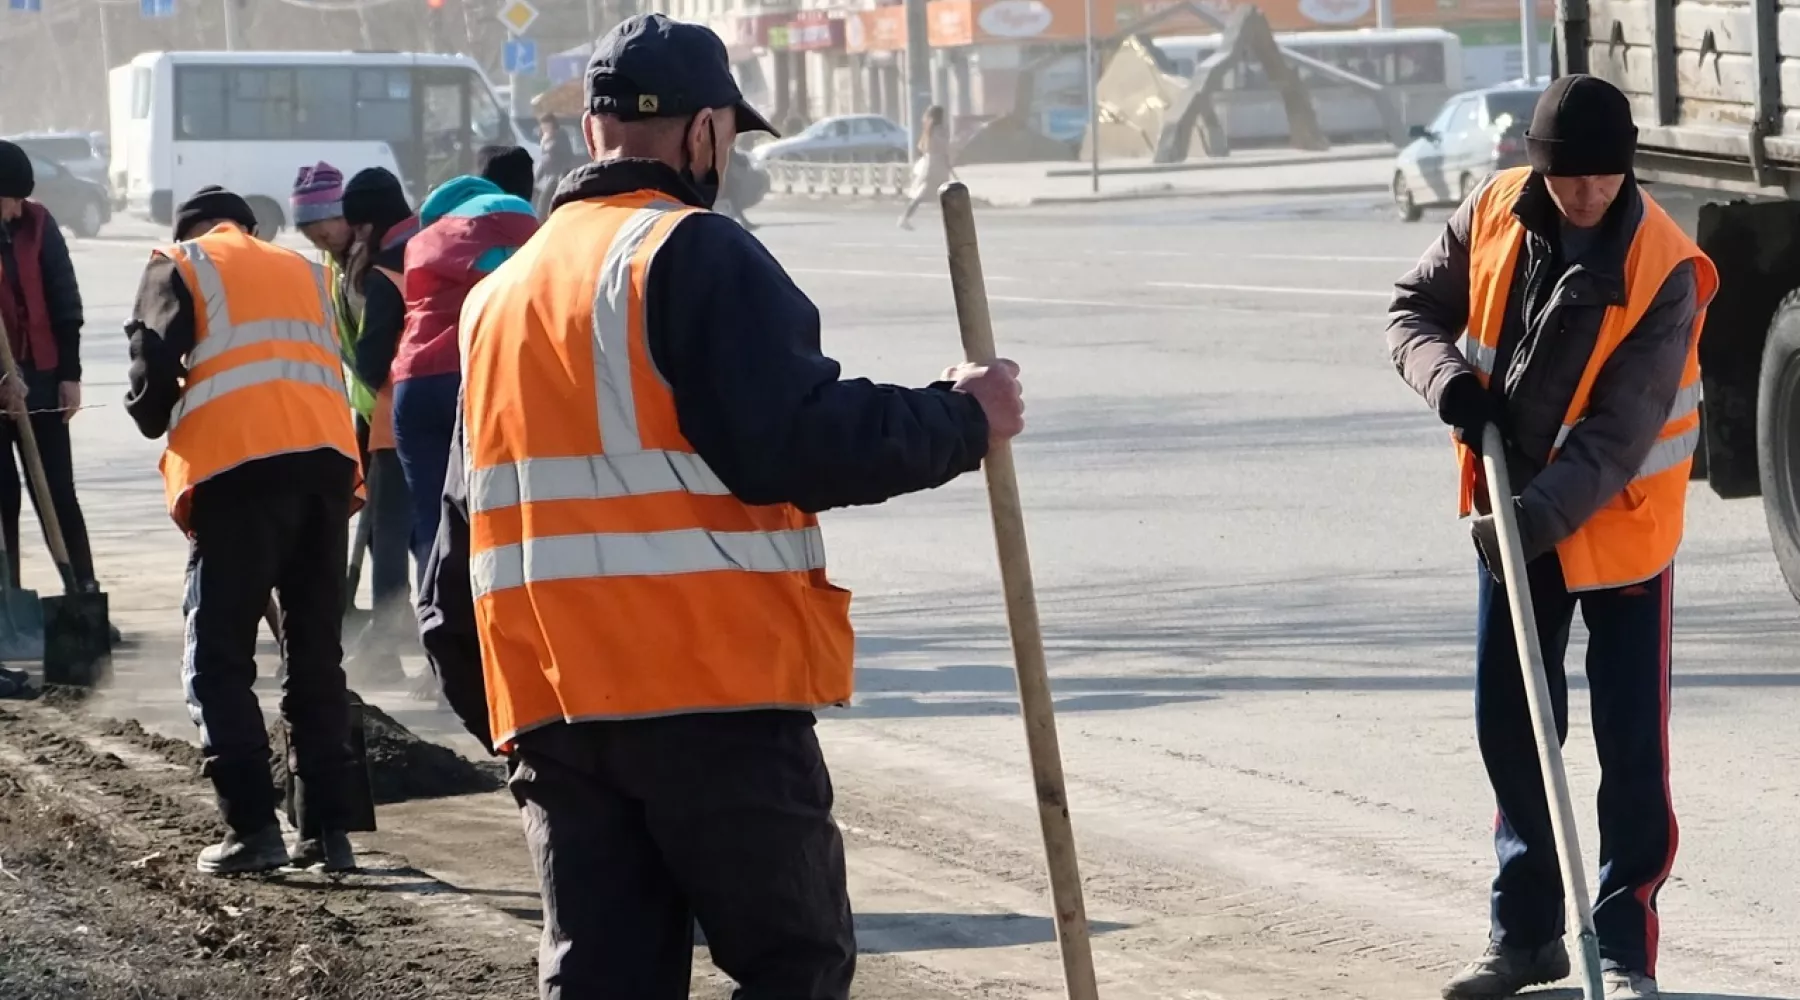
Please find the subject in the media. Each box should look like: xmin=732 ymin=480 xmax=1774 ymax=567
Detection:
xmin=124 ymin=186 xmax=366 ymax=876
xmin=1387 ymin=76 xmax=1715 ymax=1000
xmin=416 ymin=13 xmax=1023 ymax=999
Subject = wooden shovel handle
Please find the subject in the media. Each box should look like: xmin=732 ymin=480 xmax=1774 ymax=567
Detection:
xmin=0 ymin=309 xmax=76 ymax=590
xmin=940 ymin=181 xmax=1101 ymax=1000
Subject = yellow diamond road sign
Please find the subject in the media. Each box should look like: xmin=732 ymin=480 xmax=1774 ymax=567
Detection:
xmin=498 ymin=0 xmax=538 ymax=35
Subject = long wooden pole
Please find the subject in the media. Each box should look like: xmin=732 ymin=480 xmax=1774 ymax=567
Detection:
xmin=1480 ymin=424 xmax=1603 ymax=1000
xmin=938 ymin=180 xmax=1100 ymax=1000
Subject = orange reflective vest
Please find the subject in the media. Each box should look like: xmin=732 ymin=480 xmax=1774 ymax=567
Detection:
xmin=1458 ymin=168 xmax=1718 ymax=590
xmin=460 ymin=190 xmax=854 ymax=749
xmin=158 ymin=225 xmax=362 ymax=532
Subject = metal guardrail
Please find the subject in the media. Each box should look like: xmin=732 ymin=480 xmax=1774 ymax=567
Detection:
xmin=762 ymin=159 xmax=912 ymax=198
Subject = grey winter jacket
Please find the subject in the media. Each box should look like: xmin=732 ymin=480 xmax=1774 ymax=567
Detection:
xmin=1386 ymin=173 xmax=1701 ymax=559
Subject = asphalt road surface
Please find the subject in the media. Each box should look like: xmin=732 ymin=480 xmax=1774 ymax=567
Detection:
xmin=39 ymin=194 xmax=1800 ymax=999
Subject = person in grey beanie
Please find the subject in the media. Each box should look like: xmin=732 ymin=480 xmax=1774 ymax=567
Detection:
xmin=1387 ymin=75 xmax=1707 ymax=1000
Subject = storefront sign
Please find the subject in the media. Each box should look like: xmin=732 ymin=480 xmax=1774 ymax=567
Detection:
xmin=787 ymin=10 xmax=847 ymax=50
xmin=1115 ymin=0 xmax=1548 ymax=31
xmin=845 ymin=5 xmax=909 ymax=52
xmin=978 ymin=0 xmax=1056 ymax=37
xmin=732 ymin=11 xmax=791 ymax=51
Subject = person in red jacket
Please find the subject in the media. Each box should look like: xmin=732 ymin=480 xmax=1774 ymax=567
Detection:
xmin=392 ymin=167 xmax=537 ymax=573
xmin=0 ymin=141 xmax=99 ymax=599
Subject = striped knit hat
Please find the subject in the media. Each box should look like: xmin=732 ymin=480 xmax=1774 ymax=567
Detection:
xmin=291 ymin=161 xmax=344 ymax=225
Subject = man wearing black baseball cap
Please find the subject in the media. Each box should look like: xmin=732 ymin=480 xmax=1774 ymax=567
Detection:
xmin=417 ymin=12 xmax=1025 ymax=1000
xmin=1388 ymin=75 xmax=1710 ymax=1000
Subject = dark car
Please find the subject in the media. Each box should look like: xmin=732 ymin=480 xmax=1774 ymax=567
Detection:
xmin=1393 ymin=84 xmax=1544 ymax=221
xmin=23 ymin=153 xmax=110 ymax=238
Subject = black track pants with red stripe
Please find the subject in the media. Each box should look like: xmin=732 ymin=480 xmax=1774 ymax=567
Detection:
xmin=1474 ymin=554 xmax=1676 ymax=978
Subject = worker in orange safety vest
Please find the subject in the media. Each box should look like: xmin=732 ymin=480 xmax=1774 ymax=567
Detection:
xmin=1387 ymin=76 xmax=1715 ymax=1000
xmin=415 ymin=14 xmax=1025 ymax=1000
xmin=124 ymin=185 xmax=366 ymax=877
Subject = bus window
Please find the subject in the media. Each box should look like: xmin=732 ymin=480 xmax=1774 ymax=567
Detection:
xmin=1393 ymin=42 xmax=1445 ymax=86
xmin=131 ymin=67 xmax=153 ymax=120
xmin=468 ymin=77 xmax=508 ymax=146
xmin=228 ymin=68 xmax=297 ymax=139
xmin=176 ymin=68 xmax=228 ymax=139
xmin=295 ymin=68 xmax=354 ymax=140
xmin=354 ymin=69 xmax=411 ymax=141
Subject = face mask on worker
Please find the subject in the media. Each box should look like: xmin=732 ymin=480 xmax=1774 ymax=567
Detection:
xmin=679 ymin=113 xmax=722 ymax=210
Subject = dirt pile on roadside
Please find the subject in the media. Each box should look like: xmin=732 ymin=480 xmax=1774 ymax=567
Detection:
xmin=0 ymin=707 xmax=534 ymax=1000
xmin=268 ymin=701 xmax=503 ymax=805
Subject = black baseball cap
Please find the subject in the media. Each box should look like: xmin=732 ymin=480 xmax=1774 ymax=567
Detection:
xmin=585 ymin=13 xmax=778 ymax=136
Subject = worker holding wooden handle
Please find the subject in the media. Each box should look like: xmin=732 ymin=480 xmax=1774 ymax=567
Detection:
xmin=414 ymin=14 xmax=1025 ymax=999
xmin=1386 ymin=75 xmax=1716 ymax=1000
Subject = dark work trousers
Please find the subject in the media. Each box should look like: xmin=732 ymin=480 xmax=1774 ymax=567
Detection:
xmin=0 ymin=369 xmax=95 ymax=588
xmin=1476 ymin=554 xmax=1677 ymax=977
xmin=391 ymin=372 xmax=458 ymax=583
xmin=352 ymin=416 xmax=413 ymax=608
xmin=182 ymin=456 xmax=356 ymax=836
xmin=509 ymin=711 xmax=856 ymax=1000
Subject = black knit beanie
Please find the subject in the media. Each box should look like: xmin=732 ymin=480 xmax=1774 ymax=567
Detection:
xmin=478 ymin=145 xmax=536 ymax=202
xmin=342 ymin=167 xmax=412 ymax=233
xmin=174 ymin=185 xmax=258 ymax=240
xmin=0 ymin=141 xmax=34 ymax=200
xmin=1526 ymin=75 xmax=1637 ymax=177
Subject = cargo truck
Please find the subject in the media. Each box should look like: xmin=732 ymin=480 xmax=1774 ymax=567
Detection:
xmin=1561 ymin=0 xmax=1800 ymax=601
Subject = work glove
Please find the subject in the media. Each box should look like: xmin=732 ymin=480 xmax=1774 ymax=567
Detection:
xmin=1470 ymin=496 xmax=1532 ymax=585
xmin=1438 ymin=373 xmax=1506 ymax=456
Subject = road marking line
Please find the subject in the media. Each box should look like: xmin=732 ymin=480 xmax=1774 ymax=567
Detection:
xmin=788 ymin=267 xmax=1022 ymax=283
xmin=986 ymin=293 xmax=1348 ymax=319
xmin=1145 ymin=281 xmax=1392 ymax=299
xmin=1112 ymin=250 xmax=1415 ymax=263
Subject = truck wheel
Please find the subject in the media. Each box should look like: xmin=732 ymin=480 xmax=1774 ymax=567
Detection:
xmin=1757 ymin=290 xmax=1800 ymax=602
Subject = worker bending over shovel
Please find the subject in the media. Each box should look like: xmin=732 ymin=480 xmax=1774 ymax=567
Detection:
xmin=1387 ymin=75 xmax=1715 ymax=1000
xmin=125 ymin=187 xmax=366 ymax=875
xmin=418 ymin=14 xmax=1023 ymax=999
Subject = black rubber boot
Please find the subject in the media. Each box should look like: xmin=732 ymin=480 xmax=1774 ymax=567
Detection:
xmin=291 ymin=830 xmax=357 ymax=873
xmin=196 ymin=824 xmax=290 ymax=875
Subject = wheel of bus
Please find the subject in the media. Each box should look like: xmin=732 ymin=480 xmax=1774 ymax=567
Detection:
xmin=1394 ymin=171 xmax=1421 ymax=223
xmin=1757 ymin=289 xmax=1800 ymax=603
xmin=249 ymin=197 xmax=285 ymax=239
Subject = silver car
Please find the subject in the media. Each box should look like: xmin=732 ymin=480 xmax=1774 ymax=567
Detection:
xmin=750 ymin=115 xmax=911 ymax=164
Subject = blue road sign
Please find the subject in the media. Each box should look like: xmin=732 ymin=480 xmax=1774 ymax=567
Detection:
xmin=502 ymin=37 xmax=537 ymax=75
xmin=140 ymin=0 xmax=176 ymax=18
xmin=8 ymin=0 xmax=43 ymax=14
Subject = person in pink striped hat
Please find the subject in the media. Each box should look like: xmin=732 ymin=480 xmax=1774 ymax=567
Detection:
xmin=292 ymin=160 xmax=412 ymax=689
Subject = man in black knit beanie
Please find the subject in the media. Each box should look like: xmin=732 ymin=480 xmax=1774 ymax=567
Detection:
xmin=1387 ymin=74 xmax=1711 ymax=1000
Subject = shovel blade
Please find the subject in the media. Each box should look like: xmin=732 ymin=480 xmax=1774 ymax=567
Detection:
xmin=43 ymin=591 xmax=111 ymax=687
xmin=0 ymin=587 xmax=45 ymax=662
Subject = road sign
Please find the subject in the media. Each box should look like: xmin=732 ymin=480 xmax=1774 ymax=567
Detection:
xmin=502 ymin=37 xmax=537 ymax=75
xmin=496 ymin=0 xmax=537 ymax=35
xmin=6 ymin=0 xmax=42 ymax=14
xmin=140 ymin=0 xmax=176 ymax=20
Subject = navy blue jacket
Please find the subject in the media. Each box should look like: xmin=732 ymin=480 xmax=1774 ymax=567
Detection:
xmin=419 ymin=159 xmax=989 ymax=749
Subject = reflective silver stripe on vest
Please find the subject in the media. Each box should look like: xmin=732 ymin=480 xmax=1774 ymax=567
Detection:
xmin=169 ymin=357 xmax=347 ymax=431
xmin=469 ymin=450 xmax=730 ymax=514
xmin=179 ymin=239 xmax=229 ymax=334
xmin=1551 ymin=380 xmax=1702 ymax=453
xmin=471 ymin=526 xmax=827 ymax=597
xmin=590 ymin=201 xmax=686 ymax=453
xmin=1465 ymin=338 xmax=1496 ymax=375
xmin=1635 ymin=426 xmax=1699 ymax=480
xmin=186 ymin=317 xmax=339 ymax=367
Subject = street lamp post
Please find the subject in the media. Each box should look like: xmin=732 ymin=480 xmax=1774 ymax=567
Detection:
xmin=1084 ymin=0 xmax=1097 ymax=193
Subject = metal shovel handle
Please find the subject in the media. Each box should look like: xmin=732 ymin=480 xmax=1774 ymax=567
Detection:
xmin=1480 ymin=423 xmax=1604 ymax=1000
